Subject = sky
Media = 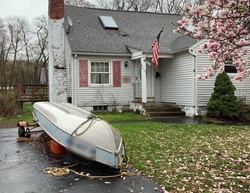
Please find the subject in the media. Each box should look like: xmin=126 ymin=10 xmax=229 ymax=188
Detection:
xmin=0 ymin=0 xmax=97 ymax=21
xmin=0 ymin=0 xmax=48 ymax=21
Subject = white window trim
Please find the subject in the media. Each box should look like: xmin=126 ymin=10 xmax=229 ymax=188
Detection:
xmin=88 ymin=60 xmax=112 ymax=86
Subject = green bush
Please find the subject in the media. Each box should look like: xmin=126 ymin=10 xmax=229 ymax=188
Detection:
xmin=207 ymin=71 xmax=240 ymax=119
xmin=0 ymin=91 xmax=21 ymax=118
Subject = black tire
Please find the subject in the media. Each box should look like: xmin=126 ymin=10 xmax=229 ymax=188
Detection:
xmin=18 ymin=126 xmax=25 ymax=137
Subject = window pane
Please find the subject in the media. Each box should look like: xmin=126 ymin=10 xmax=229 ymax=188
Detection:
xmin=225 ymin=66 xmax=237 ymax=73
xmin=102 ymin=73 xmax=109 ymax=84
xmin=224 ymin=58 xmax=237 ymax=73
xmin=91 ymin=73 xmax=99 ymax=84
xmin=104 ymin=63 xmax=109 ymax=72
xmin=90 ymin=61 xmax=110 ymax=84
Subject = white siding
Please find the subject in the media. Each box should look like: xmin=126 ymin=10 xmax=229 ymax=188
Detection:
xmin=196 ymin=53 xmax=216 ymax=106
xmin=75 ymin=57 xmax=135 ymax=109
xmin=160 ymin=51 xmax=194 ymax=106
xmin=195 ymin=46 xmax=250 ymax=107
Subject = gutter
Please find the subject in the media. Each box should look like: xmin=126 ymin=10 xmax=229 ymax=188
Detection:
xmin=71 ymin=52 xmax=131 ymax=57
xmin=188 ymin=48 xmax=198 ymax=116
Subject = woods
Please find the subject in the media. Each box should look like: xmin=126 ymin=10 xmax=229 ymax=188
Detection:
xmin=0 ymin=16 xmax=48 ymax=91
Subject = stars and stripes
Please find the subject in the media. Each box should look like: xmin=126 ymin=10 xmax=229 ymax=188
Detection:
xmin=151 ymin=30 xmax=163 ymax=68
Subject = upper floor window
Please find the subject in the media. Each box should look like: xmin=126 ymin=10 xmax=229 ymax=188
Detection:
xmin=90 ymin=61 xmax=110 ymax=85
xmin=224 ymin=58 xmax=237 ymax=73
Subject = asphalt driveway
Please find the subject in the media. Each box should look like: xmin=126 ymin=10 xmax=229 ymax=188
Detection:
xmin=0 ymin=128 xmax=161 ymax=193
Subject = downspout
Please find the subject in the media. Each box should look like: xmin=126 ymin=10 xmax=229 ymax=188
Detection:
xmin=72 ymin=54 xmax=77 ymax=105
xmin=141 ymin=57 xmax=147 ymax=103
xmin=189 ymin=48 xmax=198 ymax=116
xmin=71 ymin=56 xmax=74 ymax=105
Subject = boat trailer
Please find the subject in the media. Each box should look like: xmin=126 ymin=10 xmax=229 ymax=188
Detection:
xmin=17 ymin=120 xmax=43 ymax=138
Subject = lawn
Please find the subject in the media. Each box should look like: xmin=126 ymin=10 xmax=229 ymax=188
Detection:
xmin=115 ymin=122 xmax=250 ymax=192
xmin=0 ymin=103 xmax=34 ymax=127
xmin=1 ymin=104 xmax=249 ymax=192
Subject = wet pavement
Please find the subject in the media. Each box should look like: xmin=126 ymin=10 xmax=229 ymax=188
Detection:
xmin=0 ymin=128 xmax=162 ymax=193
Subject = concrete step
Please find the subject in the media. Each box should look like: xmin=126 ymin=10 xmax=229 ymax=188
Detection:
xmin=143 ymin=106 xmax=181 ymax=112
xmin=142 ymin=103 xmax=186 ymax=117
xmin=147 ymin=111 xmax=186 ymax=117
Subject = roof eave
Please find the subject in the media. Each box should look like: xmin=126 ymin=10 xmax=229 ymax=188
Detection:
xmin=71 ymin=51 xmax=132 ymax=57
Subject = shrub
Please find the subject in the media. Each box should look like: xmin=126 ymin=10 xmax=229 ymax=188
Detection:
xmin=0 ymin=91 xmax=21 ymax=118
xmin=207 ymin=71 xmax=240 ymax=119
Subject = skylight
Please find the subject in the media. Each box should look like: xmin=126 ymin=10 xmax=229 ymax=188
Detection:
xmin=99 ymin=15 xmax=119 ymax=30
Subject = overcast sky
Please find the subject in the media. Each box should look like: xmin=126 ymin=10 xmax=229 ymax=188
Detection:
xmin=0 ymin=0 xmax=48 ymax=21
xmin=0 ymin=0 xmax=97 ymax=21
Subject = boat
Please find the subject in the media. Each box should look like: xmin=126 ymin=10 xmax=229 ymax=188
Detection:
xmin=32 ymin=101 xmax=125 ymax=169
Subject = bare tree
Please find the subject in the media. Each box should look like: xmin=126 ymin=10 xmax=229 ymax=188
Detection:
xmin=96 ymin=0 xmax=198 ymax=13
xmin=0 ymin=18 xmax=11 ymax=91
xmin=32 ymin=15 xmax=49 ymax=84
xmin=64 ymin=0 xmax=95 ymax=7
xmin=0 ymin=15 xmax=49 ymax=89
xmin=96 ymin=0 xmax=114 ymax=9
xmin=96 ymin=0 xmax=154 ymax=11
xmin=154 ymin=0 xmax=192 ymax=14
xmin=5 ymin=17 xmax=29 ymax=89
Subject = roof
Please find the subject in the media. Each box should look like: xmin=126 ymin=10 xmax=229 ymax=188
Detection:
xmin=64 ymin=5 xmax=197 ymax=55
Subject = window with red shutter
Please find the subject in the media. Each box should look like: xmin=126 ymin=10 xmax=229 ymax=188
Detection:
xmin=90 ymin=61 xmax=110 ymax=85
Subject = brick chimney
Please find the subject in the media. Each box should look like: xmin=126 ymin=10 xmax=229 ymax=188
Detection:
xmin=49 ymin=0 xmax=64 ymax=19
xmin=48 ymin=0 xmax=67 ymax=102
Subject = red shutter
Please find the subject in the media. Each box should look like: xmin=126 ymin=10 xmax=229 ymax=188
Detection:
xmin=79 ymin=59 xmax=88 ymax=87
xmin=113 ymin=61 xmax=121 ymax=87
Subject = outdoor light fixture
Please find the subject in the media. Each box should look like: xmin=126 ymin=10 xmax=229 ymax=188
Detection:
xmin=156 ymin=72 xmax=160 ymax=79
xmin=124 ymin=61 xmax=128 ymax=67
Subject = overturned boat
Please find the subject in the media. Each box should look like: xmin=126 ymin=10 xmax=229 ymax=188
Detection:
xmin=33 ymin=102 xmax=125 ymax=169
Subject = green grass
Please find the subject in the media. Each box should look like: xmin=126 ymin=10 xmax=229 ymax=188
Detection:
xmin=1 ymin=104 xmax=250 ymax=192
xmin=114 ymin=122 xmax=250 ymax=192
xmin=0 ymin=103 xmax=34 ymax=125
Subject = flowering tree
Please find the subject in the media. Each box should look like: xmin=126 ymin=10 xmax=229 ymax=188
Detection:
xmin=174 ymin=0 xmax=250 ymax=81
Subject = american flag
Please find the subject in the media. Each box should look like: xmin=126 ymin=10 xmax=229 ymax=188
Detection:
xmin=151 ymin=30 xmax=163 ymax=68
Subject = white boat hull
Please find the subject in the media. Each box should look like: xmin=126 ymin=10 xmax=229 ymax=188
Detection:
xmin=33 ymin=102 xmax=125 ymax=169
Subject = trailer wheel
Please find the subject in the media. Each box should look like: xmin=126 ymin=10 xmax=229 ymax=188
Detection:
xmin=18 ymin=126 xmax=25 ymax=137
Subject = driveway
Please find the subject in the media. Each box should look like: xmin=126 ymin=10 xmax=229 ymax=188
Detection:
xmin=0 ymin=128 xmax=161 ymax=193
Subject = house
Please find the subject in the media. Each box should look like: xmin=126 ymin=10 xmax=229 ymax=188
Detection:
xmin=48 ymin=0 xmax=250 ymax=117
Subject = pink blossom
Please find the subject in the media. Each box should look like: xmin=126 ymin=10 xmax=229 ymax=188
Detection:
xmin=238 ymin=39 xmax=248 ymax=46
xmin=193 ymin=31 xmax=203 ymax=39
xmin=174 ymin=0 xmax=250 ymax=80
xmin=195 ymin=74 xmax=202 ymax=80
xmin=218 ymin=10 xmax=227 ymax=18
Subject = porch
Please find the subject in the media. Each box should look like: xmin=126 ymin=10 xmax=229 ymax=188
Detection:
xmin=132 ymin=83 xmax=185 ymax=117
xmin=15 ymin=85 xmax=49 ymax=104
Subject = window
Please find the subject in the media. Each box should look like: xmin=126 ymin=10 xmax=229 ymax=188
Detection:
xmin=224 ymin=58 xmax=237 ymax=73
xmin=93 ymin=106 xmax=108 ymax=111
xmin=99 ymin=15 xmax=119 ymax=30
xmin=90 ymin=61 xmax=110 ymax=85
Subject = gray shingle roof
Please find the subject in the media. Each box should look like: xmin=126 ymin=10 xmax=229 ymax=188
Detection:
xmin=64 ymin=5 xmax=197 ymax=54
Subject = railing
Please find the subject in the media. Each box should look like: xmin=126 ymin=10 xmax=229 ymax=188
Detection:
xmin=132 ymin=83 xmax=142 ymax=100
xmin=15 ymin=85 xmax=49 ymax=102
